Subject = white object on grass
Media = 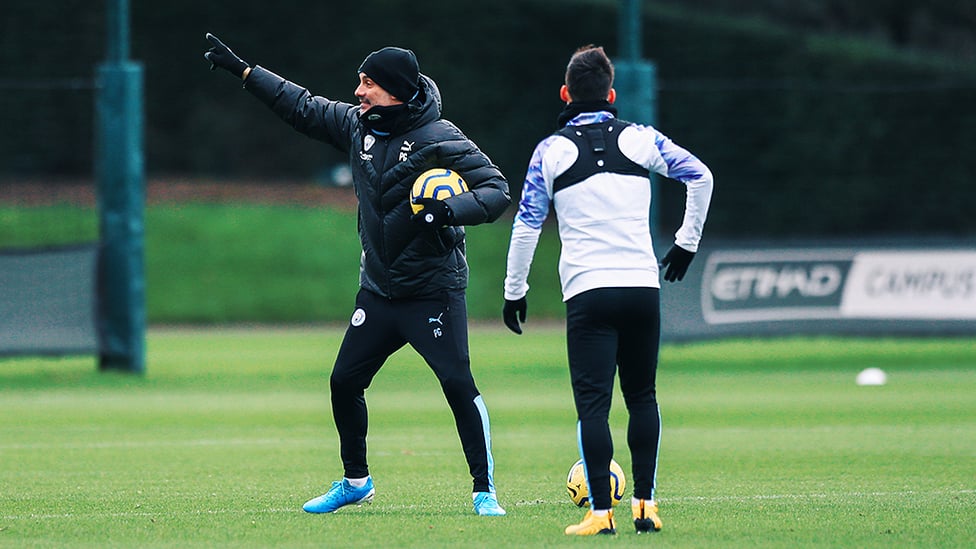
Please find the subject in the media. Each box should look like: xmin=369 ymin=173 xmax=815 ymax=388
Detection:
xmin=856 ymin=367 xmax=888 ymax=386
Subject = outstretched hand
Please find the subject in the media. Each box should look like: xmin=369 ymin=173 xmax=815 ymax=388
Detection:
xmin=659 ymin=244 xmax=696 ymax=282
xmin=204 ymin=33 xmax=249 ymax=77
xmin=503 ymin=297 xmax=527 ymax=334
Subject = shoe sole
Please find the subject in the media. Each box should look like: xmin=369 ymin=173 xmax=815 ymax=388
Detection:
xmin=303 ymin=489 xmax=375 ymax=513
xmin=356 ymin=491 xmax=375 ymax=506
xmin=565 ymin=520 xmax=617 ymax=536
xmin=634 ymin=519 xmax=661 ymax=533
xmin=568 ymin=528 xmax=616 ymax=536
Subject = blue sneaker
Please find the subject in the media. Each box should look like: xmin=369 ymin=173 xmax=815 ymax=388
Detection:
xmin=473 ymin=491 xmax=506 ymax=516
xmin=303 ymin=478 xmax=375 ymax=514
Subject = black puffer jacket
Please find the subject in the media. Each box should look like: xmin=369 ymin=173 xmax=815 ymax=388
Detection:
xmin=244 ymin=66 xmax=511 ymax=299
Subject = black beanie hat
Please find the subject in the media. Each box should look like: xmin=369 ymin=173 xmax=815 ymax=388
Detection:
xmin=358 ymin=47 xmax=420 ymax=101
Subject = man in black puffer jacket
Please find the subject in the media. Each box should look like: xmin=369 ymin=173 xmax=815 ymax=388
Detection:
xmin=205 ymin=34 xmax=510 ymax=517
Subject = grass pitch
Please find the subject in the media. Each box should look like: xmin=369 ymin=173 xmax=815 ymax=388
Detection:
xmin=1 ymin=327 xmax=974 ymax=548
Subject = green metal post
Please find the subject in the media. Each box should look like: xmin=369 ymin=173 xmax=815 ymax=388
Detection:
xmin=614 ymin=0 xmax=662 ymax=247
xmin=618 ymin=0 xmax=640 ymax=61
xmin=96 ymin=0 xmax=145 ymax=373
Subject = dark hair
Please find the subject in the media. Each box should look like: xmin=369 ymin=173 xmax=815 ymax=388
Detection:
xmin=565 ymin=45 xmax=614 ymax=102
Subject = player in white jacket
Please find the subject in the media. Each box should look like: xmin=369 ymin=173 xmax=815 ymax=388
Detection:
xmin=502 ymin=45 xmax=713 ymax=536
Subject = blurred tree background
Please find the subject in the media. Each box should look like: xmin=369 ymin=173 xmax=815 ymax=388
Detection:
xmin=2 ymin=0 xmax=975 ymax=239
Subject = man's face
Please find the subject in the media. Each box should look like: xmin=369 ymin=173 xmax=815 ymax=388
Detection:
xmin=355 ymin=73 xmax=402 ymax=113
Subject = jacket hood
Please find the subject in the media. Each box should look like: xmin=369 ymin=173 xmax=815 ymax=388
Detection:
xmin=403 ymin=73 xmax=441 ymax=130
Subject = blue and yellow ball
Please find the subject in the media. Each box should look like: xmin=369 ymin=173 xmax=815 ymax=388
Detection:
xmin=410 ymin=168 xmax=469 ymax=214
xmin=566 ymin=458 xmax=627 ymax=507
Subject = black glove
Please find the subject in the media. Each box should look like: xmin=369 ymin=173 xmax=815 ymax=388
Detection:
xmin=411 ymin=198 xmax=453 ymax=228
xmin=204 ymin=33 xmax=249 ymax=77
xmin=503 ymin=297 xmax=527 ymax=335
xmin=659 ymin=244 xmax=696 ymax=282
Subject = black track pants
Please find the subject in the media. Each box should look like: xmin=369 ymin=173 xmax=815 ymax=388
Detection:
xmin=329 ymin=288 xmax=497 ymax=493
xmin=566 ymin=287 xmax=662 ymax=509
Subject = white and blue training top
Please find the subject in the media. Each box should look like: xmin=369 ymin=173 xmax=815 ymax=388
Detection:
xmin=504 ymin=111 xmax=713 ymax=302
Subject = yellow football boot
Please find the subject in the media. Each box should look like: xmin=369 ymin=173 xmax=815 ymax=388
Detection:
xmin=564 ymin=509 xmax=617 ymax=536
xmin=632 ymin=499 xmax=663 ymax=533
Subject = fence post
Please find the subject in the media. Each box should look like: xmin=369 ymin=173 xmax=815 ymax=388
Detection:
xmin=95 ymin=0 xmax=145 ymax=373
xmin=614 ymin=0 xmax=662 ymax=249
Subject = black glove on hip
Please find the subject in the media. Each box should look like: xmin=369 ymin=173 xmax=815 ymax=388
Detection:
xmin=503 ymin=297 xmax=527 ymax=335
xmin=204 ymin=33 xmax=249 ymax=77
xmin=659 ymin=244 xmax=696 ymax=282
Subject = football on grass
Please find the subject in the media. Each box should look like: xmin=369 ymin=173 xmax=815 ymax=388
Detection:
xmin=410 ymin=168 xmax=468 ymax=214
xmin=566 ymin=458 xmax=626 ymax=507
